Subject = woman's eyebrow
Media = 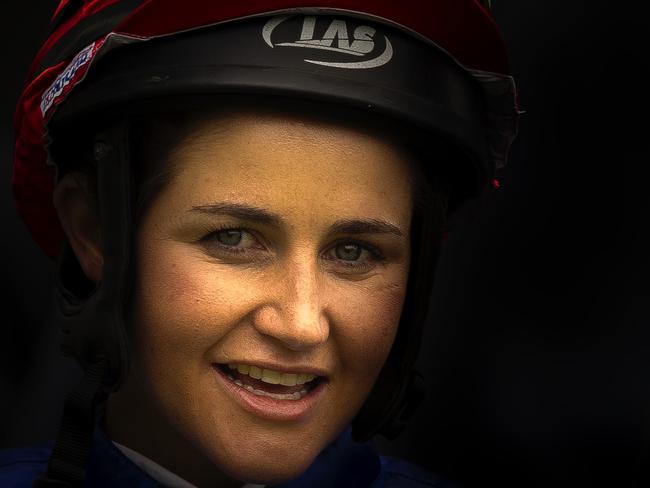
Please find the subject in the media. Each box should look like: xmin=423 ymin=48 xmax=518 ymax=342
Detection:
xmin=189 ymin=203 xmax=403 ymax=237
xmin=329 ymin=219 xmax=404 ymax=238
xmin=189 ymin=202 xmax=282 ymax=226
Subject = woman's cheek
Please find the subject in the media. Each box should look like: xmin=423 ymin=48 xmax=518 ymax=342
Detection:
xmin=330 ymin=272 xmax=408 ymax=373
xmin=137 ymin=244 xmax=245 ymax=343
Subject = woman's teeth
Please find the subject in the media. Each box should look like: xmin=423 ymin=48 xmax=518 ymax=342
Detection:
xmin=228 ymin=376 xmax=309 ymax=400
xmin=224 ymin=364 xmax=319 ymax=401
xmin=227 ymin=364 xmax=316 ymax=386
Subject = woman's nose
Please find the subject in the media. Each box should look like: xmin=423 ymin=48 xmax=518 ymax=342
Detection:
xmin=252 ymin=257 xmax=330 ymax=351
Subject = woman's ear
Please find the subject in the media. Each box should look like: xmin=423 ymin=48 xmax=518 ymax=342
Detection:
xmin=53 ymin=172 xmax=103 ymax=284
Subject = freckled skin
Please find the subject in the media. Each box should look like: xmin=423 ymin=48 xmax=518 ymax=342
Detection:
xmin=106 ymin=111 xmax=413 ymax=487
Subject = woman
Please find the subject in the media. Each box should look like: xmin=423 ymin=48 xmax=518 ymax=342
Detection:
xmin=2 ymin=1 xmax=519 ymax=486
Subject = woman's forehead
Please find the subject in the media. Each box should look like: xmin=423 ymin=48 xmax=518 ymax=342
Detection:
xmin=149 ymin=109 xmax=415 ymax=227
xmin=176 ymin=111 xmax=411 ymax=181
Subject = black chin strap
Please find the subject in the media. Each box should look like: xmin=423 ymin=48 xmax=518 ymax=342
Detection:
xmin=34 ymin=359 xmax=109 ymax=487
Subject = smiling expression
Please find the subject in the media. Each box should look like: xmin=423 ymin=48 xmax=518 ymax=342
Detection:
xmin=106 ymin=108 xmax=414 ymax=486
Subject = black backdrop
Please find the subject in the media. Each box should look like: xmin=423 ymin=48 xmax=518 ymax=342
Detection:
xmin=2 ymin=1 xmax=649 ymax=487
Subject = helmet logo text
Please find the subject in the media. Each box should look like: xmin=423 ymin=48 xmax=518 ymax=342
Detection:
xmin=41 ymin=42 xmax=96 ymax=117
xmin=263 ymin=15 xmax=393 ymax=69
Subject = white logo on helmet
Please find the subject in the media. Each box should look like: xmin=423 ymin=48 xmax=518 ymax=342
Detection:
xmin=263 ymin=15 xmax=393 ymax=69
xmin=41 ymin=42 xmax=96 ymax=117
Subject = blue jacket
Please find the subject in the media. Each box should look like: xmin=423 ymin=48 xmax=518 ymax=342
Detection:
xmin=0 ymin=426 xmax=453 ymax=487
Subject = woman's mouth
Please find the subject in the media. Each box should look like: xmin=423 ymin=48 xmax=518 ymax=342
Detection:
xmin=212 ymin=363 xmax=328 ymax=421
xmin=219 ymin=363 xmax=320 ymax=400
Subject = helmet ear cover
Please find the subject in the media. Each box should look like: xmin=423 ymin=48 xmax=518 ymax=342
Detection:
xmin=50 ymin=120 xmax=134 ymax=390
xmin=37 ymin=121 xmax=135 ymax=486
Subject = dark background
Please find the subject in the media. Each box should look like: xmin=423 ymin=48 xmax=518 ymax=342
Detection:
xmin=2 ymin=1 xmax=649 ymax=487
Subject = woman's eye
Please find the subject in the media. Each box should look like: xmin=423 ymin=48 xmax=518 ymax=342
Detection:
xmin=335 ymin=243 xmax=363 ymax=261
xmin=201 ymin=228 xmax=263 ymax=256
xmin=325 ymin=241 xmax=384 ymax=272
xmin=215 ymin=229 xmax=244 ymax=246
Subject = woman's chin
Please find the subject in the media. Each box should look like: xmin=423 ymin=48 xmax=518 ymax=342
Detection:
xmin=184 ymin=392 xmax=343 ymax=485
xmin=214 ymin=448 xmax=316 ymax=486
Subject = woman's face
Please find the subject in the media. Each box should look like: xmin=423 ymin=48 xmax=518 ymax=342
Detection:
xmin=107 ymin=110 xmax=414 ymax=486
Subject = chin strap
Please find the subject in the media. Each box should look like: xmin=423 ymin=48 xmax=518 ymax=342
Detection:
xmin=33 ymin=359 xmax=109 ymax=487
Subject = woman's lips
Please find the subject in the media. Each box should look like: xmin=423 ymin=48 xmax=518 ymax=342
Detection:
xmin=212 ymin=363 xmax=328 ymax=422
